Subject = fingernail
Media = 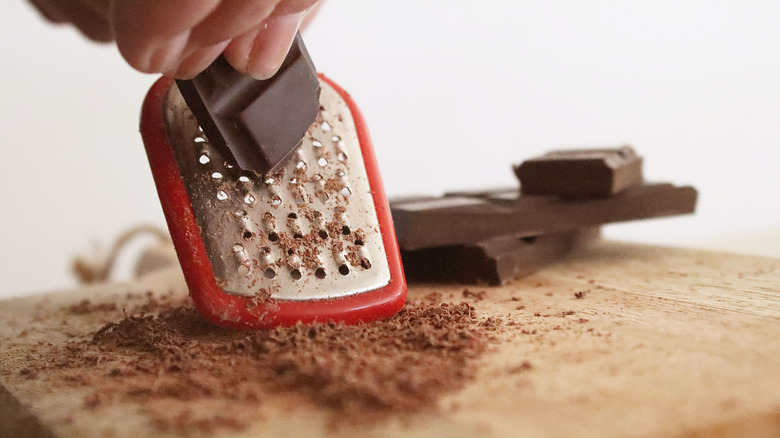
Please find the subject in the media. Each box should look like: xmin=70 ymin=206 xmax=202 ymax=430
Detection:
xmin=245 ymin=12 xmax=306 ymax=80
xmin=143 ymin=32 xmax=190 ymax=74
xmin=164 ymin=42 xmax=229 ymax=79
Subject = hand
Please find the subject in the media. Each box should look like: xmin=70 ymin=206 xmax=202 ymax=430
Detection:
xmin=29 ymin=0 xmax=320 ymax=79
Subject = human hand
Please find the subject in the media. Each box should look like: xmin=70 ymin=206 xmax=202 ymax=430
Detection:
xmin=29 ymin=0 xmax=320 ymax=79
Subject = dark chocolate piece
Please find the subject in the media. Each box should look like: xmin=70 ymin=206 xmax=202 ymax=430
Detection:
xmin=402 ymin=228 xmax=600 ymax=285
xmin=391 ymin=183 xmax=697 ymax=251
xmin=176 ymin=33 xmax=320 ymax=175
xmin=443 ymin=188 xmax=520 ymax=204
xmin=514 ymin=146 xmax=643 ymax=198
xmin=387 ymin=195 xmax=441 ymax=205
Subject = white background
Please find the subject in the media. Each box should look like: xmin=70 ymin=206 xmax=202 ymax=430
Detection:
xmin=1 ymin=1 xmax=779 ymax=298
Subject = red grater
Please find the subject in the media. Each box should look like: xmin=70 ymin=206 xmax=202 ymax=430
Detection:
xmin=140 ymin=75 xmax=406 ymax=330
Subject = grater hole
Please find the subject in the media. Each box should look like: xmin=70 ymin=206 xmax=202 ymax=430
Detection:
xmin=232 ymin=244 xmax=244 ymax=252
xmin=331 ymin=135 xmax=341 ymax=143
xmin=312 ymin=140 xmax=323 ymax=148
xmin=290 ymin=269 xmax=302 ymax=280
xmin=199 ymin=153 xmax=210 ymax=164
xmin=271 ymin=196 xmax=282 ymax=206
xmin=216 ymin=191 xmax=228 ymax=201
xmin=342 ymin=225 xmax=351 ymax=235
xmin=194 ymin=136 xmax=206 ymax=143
xmin=264 ymin=268 xmax=276 ymax=279
xmin=341 ymin=187 xmax=352 ymax=197
xmin=361 ymin=258 xmax=372 ymax=269
xmin=268 ymin=232 xmax=279 ymax=242
xmin=318 ymin=157 xmax=328 ymax=167
xmin=243 ymin=231 xmax=252 ymax=239
xmin=354 ymin=238 xmax=364 ymax=246
xmin=244 ymin=194 xmax=255 ymax=204
xmin=238 ymin=176 xmax=250 ymax=183
xmin=288 ymin=213 xmax=298 ymax=219
xmin=321 ymin=121 xmax=331 ymax=131
xmin=520 ymin=236 xmax=537 ymax=244
xmin=338 ymin=264 xmax=350 ymax=275
xmin=315 ymin=267 xmax=327 ymax=279
xmin=337 ymin=151 xmax=348 ymax=162
xmin=211 ymin=172 xmax=223 ymax=179
xmin=293 ymin=232 xmax=303 ymax=239
xmin=237 ymin=265 xmax=250 ymax=276
xmin=287 ymin=249 xmax=295 ymax=255
xmin=318 ymin=230 xmax=328 ymax=240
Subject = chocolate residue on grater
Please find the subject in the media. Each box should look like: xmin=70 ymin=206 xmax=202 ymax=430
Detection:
xmin=164 ymin=80 xmax=390 ymax=300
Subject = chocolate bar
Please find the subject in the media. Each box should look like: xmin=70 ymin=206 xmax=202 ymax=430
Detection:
xmin=442 ymin=188 xmax=520 ymax=204
xmin=176 ymin=33 xmax=320 ymax=175
xmin=514 ymin=146 xmax=643 ymax=198
xmin=402 ymin=228 xmax=599 ymax=285
xmin=391 ymin=183 xmax=697 ymax=251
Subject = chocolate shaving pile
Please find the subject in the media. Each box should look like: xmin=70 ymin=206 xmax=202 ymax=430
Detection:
xmin=26 ymin=296 xmax=494 ymax=432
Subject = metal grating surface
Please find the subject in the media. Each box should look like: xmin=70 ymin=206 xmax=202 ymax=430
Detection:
xmin=163 ymin=81 xmax=390 ymax=300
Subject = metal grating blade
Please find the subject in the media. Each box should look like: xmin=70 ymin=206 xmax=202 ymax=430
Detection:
xmin=163 ymin=81 xmax=390 ymax=300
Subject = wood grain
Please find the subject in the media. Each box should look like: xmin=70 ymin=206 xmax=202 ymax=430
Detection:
xmin=2 ymin=241 xmax=779 ymax=438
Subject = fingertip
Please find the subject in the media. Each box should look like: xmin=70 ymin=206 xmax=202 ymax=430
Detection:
xmin=164 ymin=42 xmax=228 ymax=79
xmin=29 ymin=0 xmax=68 ymax=23
xmin=223 ymin=29 xmax=281 ymax=80
xmin=78 ymin=24 xmax=113 ymax=43
xmin=300 ymin=1 xmax=322 ymax=31
xmin=242 ymin=14 xmax=306 ymax=80
xmin=116 ymin=32 xmax=191 ymax=75
xmin=244 ymin=54 xmax=282 ymax=80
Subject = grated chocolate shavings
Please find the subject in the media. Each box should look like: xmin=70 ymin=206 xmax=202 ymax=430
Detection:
xmin=25 ymin=296 xmax=494 ymax=433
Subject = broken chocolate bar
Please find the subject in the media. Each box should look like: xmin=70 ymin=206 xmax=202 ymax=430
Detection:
xmin=391 ymin=183 xmax=697 ymax=251
xmin=402 ymin=228 xmax=599 ymax=285
xmin=176 ymin=33 xmax=320 ymax=175
xmin=514 ymin=146 xmax=643 ymax=198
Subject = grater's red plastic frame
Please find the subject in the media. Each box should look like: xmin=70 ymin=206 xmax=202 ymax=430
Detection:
xmin=140 ymin=75 xmax=406 ymax=330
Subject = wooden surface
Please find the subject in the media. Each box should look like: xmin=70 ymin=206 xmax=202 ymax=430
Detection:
xmin=2 ymin=240 xmax=780 ymax=437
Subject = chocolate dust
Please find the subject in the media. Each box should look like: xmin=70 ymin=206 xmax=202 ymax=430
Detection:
xmin=23 ymin=294 xmax=498 ymax=433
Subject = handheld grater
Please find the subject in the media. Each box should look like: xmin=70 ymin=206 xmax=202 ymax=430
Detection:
xmin=140 ymin=75 xmax=406 ymax=330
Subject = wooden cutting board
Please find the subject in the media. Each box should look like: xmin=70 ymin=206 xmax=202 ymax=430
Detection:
xmin=2 ymin=240 xmax=779 ymax=438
